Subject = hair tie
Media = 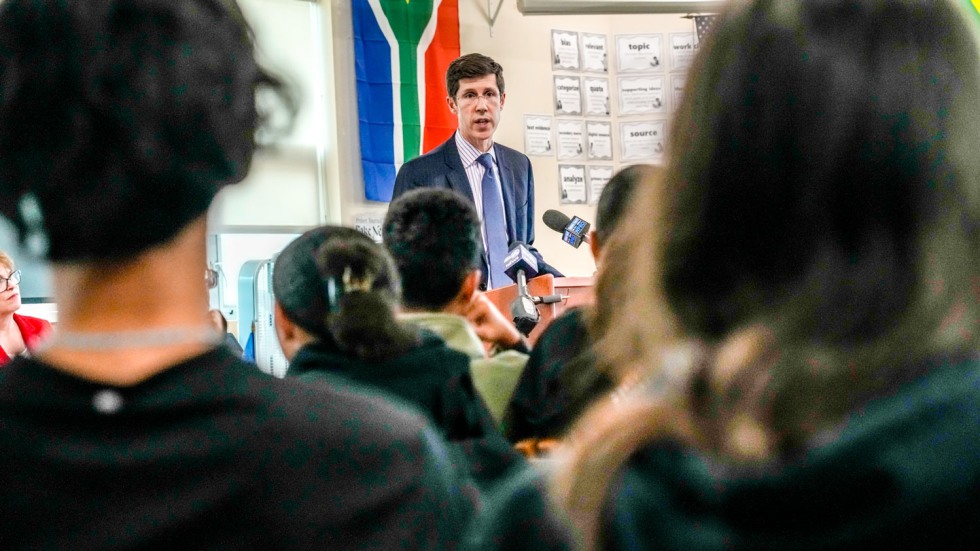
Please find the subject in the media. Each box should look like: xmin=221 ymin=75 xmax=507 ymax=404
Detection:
xmin=323 ymin=266 xmax=375 ymax=314
xmin=342 ymin=266 xmax=374 ymax=292
xmin=18 ymin=193 xmax=49 ymax=257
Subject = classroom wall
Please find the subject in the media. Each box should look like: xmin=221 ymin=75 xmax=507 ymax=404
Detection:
xmin=208 ymin=0 xmax=333 ymax=230
xmin=326 ymin=0 xmax=693 ymax=277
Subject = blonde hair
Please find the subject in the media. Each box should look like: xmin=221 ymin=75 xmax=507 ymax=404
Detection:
xmin=0 ymin=250 xmax=14 ymax=272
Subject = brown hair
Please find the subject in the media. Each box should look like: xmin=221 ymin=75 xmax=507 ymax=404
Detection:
xmin=554 ymin=0 xmax=980 ymax=548
xmin=446 ymin=53 xmax=504 ymax=99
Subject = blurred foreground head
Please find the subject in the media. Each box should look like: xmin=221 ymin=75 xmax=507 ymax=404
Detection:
xmin=599 ymin=0 xmax=980 ymax=450
xmin=554 ymin=4 xmax=980 ymax=545
xmin=0 ymin=0 xmax=292 ymax=262
xmin=383 ymin=188 xmax=482 ymax=312
xmin=660 ymin=0 xmax=980 ymax=346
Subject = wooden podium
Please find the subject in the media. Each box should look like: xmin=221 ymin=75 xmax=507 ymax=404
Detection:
xmin=484 ymin=274 xmax=595 ymax=345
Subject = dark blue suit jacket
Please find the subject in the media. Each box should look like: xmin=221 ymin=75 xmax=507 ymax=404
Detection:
xmin=392 ymin=136 xmax=561 ymax=290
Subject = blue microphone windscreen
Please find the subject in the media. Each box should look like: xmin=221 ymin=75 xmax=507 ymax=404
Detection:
xmin=503 ymin=243 xmax=540 ymax=282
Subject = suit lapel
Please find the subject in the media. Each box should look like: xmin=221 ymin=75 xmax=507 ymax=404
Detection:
xmin=442 ymin=138 xmax=475 ymax=204
xmin=494 ymin=144 xmax=518 ymax=244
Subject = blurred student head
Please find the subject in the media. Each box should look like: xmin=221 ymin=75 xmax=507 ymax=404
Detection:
xmin=660 ymin=4 xmax=979 ymax=346
xmin=588 ymin=164 xmax=665 ymax=379
xmin=383 ymin=189 xmax=483 ymax=313
xmin=272 ymin=226 xmax=417 ymax=362
xmin=605 ymin=0 xmax=980 ymax=410
xmin=558 ymin=0 xmax=980 ymax=543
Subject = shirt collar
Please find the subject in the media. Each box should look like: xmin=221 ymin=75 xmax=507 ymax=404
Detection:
xmin=455 ymin=130 xmax=496 ymax=168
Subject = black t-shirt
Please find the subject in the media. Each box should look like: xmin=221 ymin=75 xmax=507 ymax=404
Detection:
xmin=287 ymin=335 xmax=524 ymax=488
xmin=0 ymin=346 xmax=470 ymax=550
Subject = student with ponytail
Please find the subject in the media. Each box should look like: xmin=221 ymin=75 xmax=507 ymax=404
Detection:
xmin=468 ymin=0 xmax=980 ymax=549
xmin=274 ymin=227 xmax=419 ymax=366
xmin=273 ymin=226 xmax=522 ymax=488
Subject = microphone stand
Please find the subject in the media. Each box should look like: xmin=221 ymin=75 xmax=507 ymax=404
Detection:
xmin=532 ymin=293 xmax=563 ymax=305
xmin=510 ymin=269 xmax=540 ymax=336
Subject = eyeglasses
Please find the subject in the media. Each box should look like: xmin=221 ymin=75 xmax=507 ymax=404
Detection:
xmin=456 ymin=91 xmax=501 ymax=106
xmin=0 ymin=270 xmax=21 ymax=292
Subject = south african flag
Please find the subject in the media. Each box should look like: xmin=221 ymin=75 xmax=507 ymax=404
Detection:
xmin=353 ymin=0 xmax=460 ymax=202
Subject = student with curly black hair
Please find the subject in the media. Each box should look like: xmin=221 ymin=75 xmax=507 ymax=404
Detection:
xmin=0 ymin=1 xmax=467 ymax=548
xmin=383 ymin=189 xmax=531 ymax=424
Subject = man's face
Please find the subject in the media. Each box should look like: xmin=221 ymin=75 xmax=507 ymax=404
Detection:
xmin=448 ymin=73 xmax=505 ymax=152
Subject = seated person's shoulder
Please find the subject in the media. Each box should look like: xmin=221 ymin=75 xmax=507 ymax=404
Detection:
xmin=221 ymin=348 xmax=439 ymax=458
xmin=528 ymin=307 xmax=592 ymax=364
xmin=266 ymin=368 xmax=437 ymax=445
xmin=411 ymin=328 xmax=474 ymax=375
xmin=15 ymin=314 xmax=53 ymax=336
xmin=546 ymin=307 xmax=590 ymax=338
xmin=233 ymin=362 xmax=472 ymax=545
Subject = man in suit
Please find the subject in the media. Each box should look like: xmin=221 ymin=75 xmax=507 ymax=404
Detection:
xmin=392 ymin=53 xmax=560 ymax=291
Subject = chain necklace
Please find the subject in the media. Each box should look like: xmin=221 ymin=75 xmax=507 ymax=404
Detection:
xmin=39 ymin=325 xmax=224 ymax=352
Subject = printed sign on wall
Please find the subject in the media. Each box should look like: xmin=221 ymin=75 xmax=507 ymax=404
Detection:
xmin=588 ymin=165 xmax=614 ymax=205
xmin=524 ymin=115 xmax=555 ymax=156
xmin=616 ymin=34 xmax=664 ymax=73
xmin=587 ymin=121 xmax=613 ymax=161
xmin=618 ymin=76 xmax=666 ymax=115
xmin=554 ymin=75 xmax=583 ymax=116
xmin=621 ymin=121 xmax=666 ymax=161
xmin=583 ymin=77 xmax=611 ymax=116
xmin=551 ymin=29 xmax=581 ymax=71
xmin=558 ymin=164 xmax=588 ymax=204
xmin=581 ymin=33 xmax=609 ymax=73
xmin=556 ymin=120 xmax=586 ymax=160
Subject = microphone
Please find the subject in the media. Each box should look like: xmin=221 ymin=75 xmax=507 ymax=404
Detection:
xmin=503 ymin=242 xmax=540 ymax=336
xmin=542 ymin=209 xmax=592 ymax=249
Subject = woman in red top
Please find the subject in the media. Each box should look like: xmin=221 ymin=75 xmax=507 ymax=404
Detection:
xmin=0 ymin=250 xmax=52 ymax=364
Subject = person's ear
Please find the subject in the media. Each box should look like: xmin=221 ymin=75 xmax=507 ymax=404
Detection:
xmin=499 ymin=91 xmax=506 ymax=110
xmin=589 ymin=230 xmax=601 ymax=263
xmin=273 ymin=302 xmax=301 ymax=361
xmin=447 ymin=95 xmax=457 ymax=114
xmin=445 ymin=270 xmax=481 ymax=316
xmin=461 ymin=270 xmax=480 ymax=302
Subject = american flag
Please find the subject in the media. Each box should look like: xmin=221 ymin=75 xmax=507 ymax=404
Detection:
xmin=694 ymin=14 xmax=718 ymax=43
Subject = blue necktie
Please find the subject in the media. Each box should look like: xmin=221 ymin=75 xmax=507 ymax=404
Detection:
xmin=477 ymin=153 xmax=510 ymax=289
